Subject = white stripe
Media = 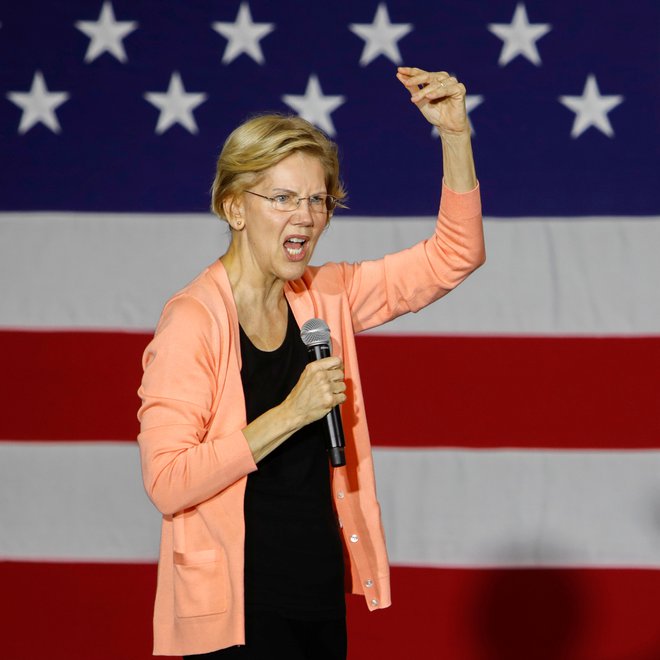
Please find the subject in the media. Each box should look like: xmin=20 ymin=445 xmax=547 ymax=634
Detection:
xmin=0 ymin=213 xmax=228 ymax=333
xmin=1 ymin=213 xmax=659 ymax=335
xmin=0 ymin=442 xmax=161 ymax=562
xmin=374 ymin=448 xmax=660 ymax=567
xmin=2 ymin=442 xmax=660 ymax=567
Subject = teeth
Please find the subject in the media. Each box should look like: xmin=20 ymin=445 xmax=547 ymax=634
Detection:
xmin=285 ymin=237 xmax=306 ymax=256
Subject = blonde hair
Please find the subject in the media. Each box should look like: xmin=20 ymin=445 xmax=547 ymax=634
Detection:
xmin=211 ymin=114 xmax=347 ymax=220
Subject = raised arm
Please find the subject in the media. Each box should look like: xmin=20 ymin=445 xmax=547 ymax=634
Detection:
xmin=396 ymin=66 xmax=476 ymax=192
xmin=324 ymin=68 xmax=484 ymax=333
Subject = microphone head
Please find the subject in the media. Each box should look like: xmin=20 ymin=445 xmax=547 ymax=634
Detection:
xmin=300 ymin=318 xmax=331 ymax=347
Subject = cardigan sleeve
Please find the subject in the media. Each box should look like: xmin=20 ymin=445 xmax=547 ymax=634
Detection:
xmin=332 ymin=182 xmax=485 ymax=334
xmin=137 ymin=294 xmax=257 ymax=516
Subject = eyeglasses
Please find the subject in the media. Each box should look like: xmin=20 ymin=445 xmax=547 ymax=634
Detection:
xmin=245 ymin=190 xmax=337 ymax=214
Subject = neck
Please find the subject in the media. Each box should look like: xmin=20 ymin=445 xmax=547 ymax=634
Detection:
xmin=221 ymin=239 xmax=286 ymax=312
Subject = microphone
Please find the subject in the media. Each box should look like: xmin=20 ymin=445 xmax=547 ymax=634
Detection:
xmin=300 ymin=318 xmax=346 ymax=468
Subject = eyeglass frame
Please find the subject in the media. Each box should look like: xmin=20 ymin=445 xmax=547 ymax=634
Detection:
xmin=244 ymin=190 xmax=338 ymax=214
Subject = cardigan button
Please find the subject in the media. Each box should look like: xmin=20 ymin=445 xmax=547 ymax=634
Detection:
xmin=364 ymin=579 xmax=373 ymax=588
xmin=350 ymin=534 xmax=359 ymax=543
xmin=371 ymin=599 xmax=379 ymax=606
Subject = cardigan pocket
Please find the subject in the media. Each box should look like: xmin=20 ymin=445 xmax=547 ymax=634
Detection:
xmin=173 ymin=548 xmax=229 ymax=617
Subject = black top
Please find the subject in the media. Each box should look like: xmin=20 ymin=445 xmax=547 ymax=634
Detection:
xmin=239 ymin=303 xmax=345 ymax=620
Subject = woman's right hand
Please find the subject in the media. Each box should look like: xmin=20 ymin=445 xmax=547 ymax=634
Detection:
xmin=243 ymin=357 xmax=346 ymax=463
xmin=284 ymin=357 xmax=347 ymax=428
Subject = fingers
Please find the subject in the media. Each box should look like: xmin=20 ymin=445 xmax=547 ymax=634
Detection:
xmin=414 ymin=77 xmax=465 ymax=103
xmin=395 ymin=69 xmax=422 ymax=94
xmin=305 ymin=358 xmax=346 ymax=403
xmin=311 ymin=356 xmax=342 ymax=370
xmin=309 ymin=359 xmax=344 ymax=388
xmin=396 ymin=67 xmax=439 ymax=95
xmin=307 ymin=356 xmax=343 ymax=383
xmin=284 ymin=356 xmax=347 ymax=428
xmin=397 ymin=67 xmax=464 ymax=102
xmin=397 ymin=67 xmax=449 ymax=89
xmin=399 ymin=67 xmax=449 ymax=86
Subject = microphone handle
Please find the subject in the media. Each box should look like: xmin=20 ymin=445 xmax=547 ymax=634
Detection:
xmin=307 ymin=344 xmax=346 ymax=467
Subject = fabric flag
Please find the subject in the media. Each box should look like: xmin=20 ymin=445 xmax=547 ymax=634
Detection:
xmin=1 ymin=1 xmax=659 ymax=658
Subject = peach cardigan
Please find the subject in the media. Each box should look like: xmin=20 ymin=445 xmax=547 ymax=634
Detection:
xmin=137 ymin=183 xmax=484 ymax=656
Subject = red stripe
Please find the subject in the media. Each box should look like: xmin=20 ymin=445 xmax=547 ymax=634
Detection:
xmin=2 ymin=331 xmax=659 ymax=448
xmin=2 ymin=561 xmax=156 ymax=659
xmin=358 ymin=335 xmax=660 ymax=448
xmin=348 ymin=566 xmax=660 ymax=660
xmin=3 ymin=562 xmax=659 ymax=659
xmin=1 ymin=330 xmax=148 ymax=441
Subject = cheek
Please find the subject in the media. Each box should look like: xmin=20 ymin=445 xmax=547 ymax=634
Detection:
xmin=245 ymin=224 xmax=284 ymax=256
xmin=314 ymin=223 xmax=329 ymax=241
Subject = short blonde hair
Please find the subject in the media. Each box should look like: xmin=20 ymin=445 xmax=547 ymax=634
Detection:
xmin=211 ymin=113 xmax=347 ymax=220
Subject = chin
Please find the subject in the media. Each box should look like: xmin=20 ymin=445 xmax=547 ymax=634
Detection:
xmin=277 ymin=248 xmax=315 ymax=280
xmin=279 ymin=263 xmax=308 ymax=281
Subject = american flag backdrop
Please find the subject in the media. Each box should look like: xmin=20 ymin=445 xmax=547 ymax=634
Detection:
xmin=1 ymin=1 xmax=660 ymax=658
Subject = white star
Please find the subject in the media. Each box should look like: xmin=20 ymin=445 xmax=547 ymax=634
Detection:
xmin=144 ymin=72 xmax=208 ymax=135
xmin=75 ymin=1 xmax=137 ymax=63
xmin=432 ymin=95 xmax=485 ymax=137
xmin=6 ymin=71 xmax=70 ymax=134
xmin=559 ymin=75 xmax=623 ymax=138
xmin=282 ymin=75 xmax=346 ymax=137
xmin=349 ymin=3 xmax=413 ymax=66
xmin=488 ymin=3 xmax=551 ymax=66
xmin=212 ymin=2 xmax=274 ymax=65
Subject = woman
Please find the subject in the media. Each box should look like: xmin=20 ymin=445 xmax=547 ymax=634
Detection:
xmin=137 ymin=66 xmax=485 ymax=658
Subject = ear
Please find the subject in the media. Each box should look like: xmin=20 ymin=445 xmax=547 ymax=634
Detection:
xmin=223 ymin=195 xmax=245 ymax=231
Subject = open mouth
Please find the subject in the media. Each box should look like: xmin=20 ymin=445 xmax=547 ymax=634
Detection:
xmin=284 ymin=237 xmax=307 ymax=258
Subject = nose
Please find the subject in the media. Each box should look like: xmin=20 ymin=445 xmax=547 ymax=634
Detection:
xmin=291 ymin=200 xmax=315 ymax=226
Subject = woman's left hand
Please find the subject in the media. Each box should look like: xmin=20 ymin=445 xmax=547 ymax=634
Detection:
xmin=396 ymin=67 xmax=469 ymax=137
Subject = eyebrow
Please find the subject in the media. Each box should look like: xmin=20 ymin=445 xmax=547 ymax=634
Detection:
xmin=270 ymin=187 xmax=327 ymax=195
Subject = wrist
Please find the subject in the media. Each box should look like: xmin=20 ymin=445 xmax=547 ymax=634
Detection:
xmin=277 ymin=398 xmax=304 ymax=434
xmin=438 ymin=128 xmax=472 ymax=144
xmin=440 ymin=133 xmax=477 ymax=193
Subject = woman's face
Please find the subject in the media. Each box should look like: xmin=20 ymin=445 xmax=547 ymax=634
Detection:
xmin=238 ymin=151 xmax=329 ymax=283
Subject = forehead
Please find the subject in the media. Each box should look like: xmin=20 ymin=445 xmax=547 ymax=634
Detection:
xmin=261 ymin=152 xmax=326 ymax=190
